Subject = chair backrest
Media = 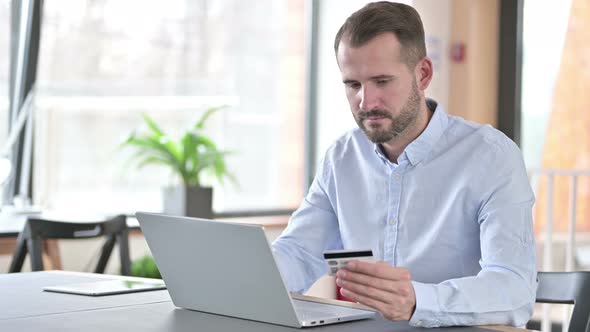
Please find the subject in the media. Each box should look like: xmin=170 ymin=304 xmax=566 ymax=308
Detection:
xmin=536 ymin=271 xmax=590 ymax=332
xmin=25 ymin=215 xmax=126 ymax=239
xmin=10 ymin=214 xmax=130 ymax=275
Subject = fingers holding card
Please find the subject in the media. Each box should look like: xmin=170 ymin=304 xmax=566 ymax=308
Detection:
xmin=323 ymin=249 xmax=375 ymax=276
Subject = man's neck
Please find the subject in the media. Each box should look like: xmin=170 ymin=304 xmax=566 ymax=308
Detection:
xmin=380 ymin=100 xmax=433 ymax=164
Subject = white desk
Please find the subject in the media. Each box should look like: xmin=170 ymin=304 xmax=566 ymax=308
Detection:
xmin=0 ymin=271 xmax=534 ymax=331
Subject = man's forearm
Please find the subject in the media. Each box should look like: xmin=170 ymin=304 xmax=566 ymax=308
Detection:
xmin=409 ymin=270 xmax=536 ymax=327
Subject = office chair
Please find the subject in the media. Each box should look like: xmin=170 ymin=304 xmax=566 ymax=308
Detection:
xmin=534 ymin=271 xmax=590 ymax=332
xmin=9 ymin=214 xmax=131 ymax=275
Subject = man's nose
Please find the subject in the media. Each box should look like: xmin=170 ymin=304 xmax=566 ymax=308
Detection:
xmin=359 ymin=85 xmax=379 ymax=112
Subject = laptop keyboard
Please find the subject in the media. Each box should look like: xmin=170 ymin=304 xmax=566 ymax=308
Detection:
xmin=292 ymin=299 xmax=367 ymax=321
xmin=298 ymin=309 xmax=338 ymax=321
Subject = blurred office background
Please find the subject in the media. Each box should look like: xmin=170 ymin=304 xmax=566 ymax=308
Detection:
xmin=0 ymin=0 xmax=515 ymax=216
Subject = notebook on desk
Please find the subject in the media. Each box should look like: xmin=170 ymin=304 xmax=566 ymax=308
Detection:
xmin=136 ymin=212 xmax=375 ymax=328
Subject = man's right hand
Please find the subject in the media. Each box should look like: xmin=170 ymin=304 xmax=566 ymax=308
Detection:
xmin=336 ymin=261 xmax=416 ymax=321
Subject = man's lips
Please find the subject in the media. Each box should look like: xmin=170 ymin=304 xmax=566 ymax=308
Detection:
xmin=364 ymin=116 xmax=387 ymax=123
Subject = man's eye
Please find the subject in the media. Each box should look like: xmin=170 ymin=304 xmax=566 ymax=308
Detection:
xmin=346 ymin=83 xmax=361 ymax=90
xmin=376 ymin=79 xmax=390 ymax=86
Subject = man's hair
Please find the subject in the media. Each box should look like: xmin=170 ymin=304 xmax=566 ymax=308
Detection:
xmin=334 ymin=1 xmax=426 ymax=68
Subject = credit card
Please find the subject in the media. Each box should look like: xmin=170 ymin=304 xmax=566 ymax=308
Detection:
xmin=323 ymin=249 xmax=375 ymax=276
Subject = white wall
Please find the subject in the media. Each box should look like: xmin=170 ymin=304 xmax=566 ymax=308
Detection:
xmin=413 ymin=0 xmax=451 ymax=108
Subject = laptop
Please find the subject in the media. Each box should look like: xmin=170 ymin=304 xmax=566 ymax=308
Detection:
xmin=136 ymin=212 xmax=376 ymax=328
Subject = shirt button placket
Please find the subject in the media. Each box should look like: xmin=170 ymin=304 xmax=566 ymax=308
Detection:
xmin=385 ymin=166 xmax=397 ymax=264
xmin=390 ymin=168 xmax=402 ymax=266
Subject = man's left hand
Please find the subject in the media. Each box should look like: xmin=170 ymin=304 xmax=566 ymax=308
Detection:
xmin=335 ymin=261 xmax=416 ymax=321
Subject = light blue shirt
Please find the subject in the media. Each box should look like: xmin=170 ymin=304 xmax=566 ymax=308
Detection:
xmin=272 ymin=100 xmax=537 ymax=328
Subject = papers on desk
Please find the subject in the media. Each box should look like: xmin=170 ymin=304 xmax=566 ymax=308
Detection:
xmin=43 ymin=280 xmax=166 ymax=296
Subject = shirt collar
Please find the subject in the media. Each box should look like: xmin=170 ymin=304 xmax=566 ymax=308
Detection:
xmin=373 ymin=98 xmax=449 ymax=166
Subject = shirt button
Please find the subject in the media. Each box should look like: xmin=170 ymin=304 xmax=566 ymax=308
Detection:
xmin=389 ymin=219 xmax=396 ymax=225
xmin=394 ymin=174 xmax=401 ymax=180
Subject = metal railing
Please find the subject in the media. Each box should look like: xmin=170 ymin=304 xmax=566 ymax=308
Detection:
xmin=528 ymin=169 xmax=590 ymax=332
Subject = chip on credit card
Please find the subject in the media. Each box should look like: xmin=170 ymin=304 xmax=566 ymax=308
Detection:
xmin=323 ymin=249 xmax=375 ymax=276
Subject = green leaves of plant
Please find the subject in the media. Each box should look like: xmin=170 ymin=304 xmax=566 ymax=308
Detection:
xmin=120 ymin=107 xmax=234 ymax=187
xmin=195 ymin=105 xmax=227 ymax=130
xmin=130 ymin=255 xmax=161 ymax=279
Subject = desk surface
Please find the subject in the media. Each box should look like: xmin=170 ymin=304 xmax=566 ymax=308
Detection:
xmin=0 ymin=271 xmax=534 ymax=331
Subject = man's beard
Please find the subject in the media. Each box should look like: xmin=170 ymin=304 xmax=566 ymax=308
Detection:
xmin=354 ymin=80 xmax=421 ymax=144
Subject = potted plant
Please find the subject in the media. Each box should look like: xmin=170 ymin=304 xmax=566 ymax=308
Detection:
xmin=121 ymin=106 xmax=234 ymax=218
xmin=129 ymin=254 xmax=161 ymax=279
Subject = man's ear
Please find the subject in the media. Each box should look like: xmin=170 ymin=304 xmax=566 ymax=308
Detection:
xmin=415 ymin=57 xmax=433 ymax=91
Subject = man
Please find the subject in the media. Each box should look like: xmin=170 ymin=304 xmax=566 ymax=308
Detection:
xmin=272 ymin=1 xmax=536 ymax=328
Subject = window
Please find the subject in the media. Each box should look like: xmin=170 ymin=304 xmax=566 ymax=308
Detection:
xmin=0 ymin=1 xmax=9 ymax=205
xmin=0 ymin=0 xmax=8 ymax=143
xmin=33 ymin=0 xmax=306 ymax=214
xmin=522 ymin=0 xmax=590 ymax=235
xmin=521 ymin=0 xmax=572 ymax=171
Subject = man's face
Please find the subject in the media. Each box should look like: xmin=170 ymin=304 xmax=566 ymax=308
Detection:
xmin=336 ymin=33 xmax=423 ymax=144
